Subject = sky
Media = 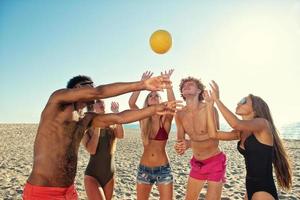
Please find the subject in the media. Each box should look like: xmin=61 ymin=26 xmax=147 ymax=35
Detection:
xmin=1 ymin=0 xmax=300 ymax=126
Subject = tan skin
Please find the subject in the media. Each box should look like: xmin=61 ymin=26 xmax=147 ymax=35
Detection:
xmin=128 ymin=70 xmax=176 ymax=200
xmin=206 ymin=81 xmax=274 ymax=200
xmin=27 ymin=75 xmax=177 ymax=188
xmin=174 ymin=80 xmax=222 ymax=200
xmin=81 ymin=101 xmax=123 ymax=200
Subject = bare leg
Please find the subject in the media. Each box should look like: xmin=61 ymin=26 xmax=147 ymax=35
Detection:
xmin=252 ymin=191 xmax=275 ymax=200
xmin=157 ymin=183 xmax=173 ymax=200
xmin=84 ymin=175 xmax=105 ymax=200
xmin=103 ymin=178 xmax=114 ymax=200
xmin=185 ymin=176 xmax=206 ymax=200
xmin=137 ymin=183 xmax=153 ymax=200
xmin=205 ymin=181 xmax=223 ymax=200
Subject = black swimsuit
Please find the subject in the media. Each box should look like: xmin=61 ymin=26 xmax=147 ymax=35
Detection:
xmin=237 ymin=134 xmax=278 ymax=200
xmin=85 ymin=128 xmax=115 ymax=187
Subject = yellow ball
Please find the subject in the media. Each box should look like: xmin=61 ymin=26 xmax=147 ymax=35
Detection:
xmin=149 ymin=30 xmax=172 ymax=54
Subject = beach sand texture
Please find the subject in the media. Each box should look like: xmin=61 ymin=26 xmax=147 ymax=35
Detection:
xmin=0 ymin=124 xmax=299 ymax=199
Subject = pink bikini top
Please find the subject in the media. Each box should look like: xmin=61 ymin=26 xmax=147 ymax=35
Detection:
xmin=151 ymin=116 xmax=168 ymax=141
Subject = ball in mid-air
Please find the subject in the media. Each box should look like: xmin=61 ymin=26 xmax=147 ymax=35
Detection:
xmin=149 ymin=30 xmax=172 ymax=54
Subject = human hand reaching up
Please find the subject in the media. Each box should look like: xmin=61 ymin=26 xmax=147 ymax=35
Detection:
xmin=161 ymin=69 xmax=174 ymax=78
xmin=144 ymin=75 xmax=172 ymax=91
xmin=141 ymin=71 xmax=153 ymax=81
xmin=209 ymin=80 xmax=220 ymax=101
xmin=110 ymin=101 xmax=119 ymax=113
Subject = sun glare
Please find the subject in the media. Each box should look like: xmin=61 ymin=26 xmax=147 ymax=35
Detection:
xmin=183 ymin=3 xmax=300 ymax=124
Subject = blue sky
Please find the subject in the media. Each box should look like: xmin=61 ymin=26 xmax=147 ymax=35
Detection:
xmin=1 ymin=0 xmax=300 ymax=125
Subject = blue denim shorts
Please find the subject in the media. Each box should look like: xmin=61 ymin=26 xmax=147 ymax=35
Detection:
xmin=136 ymin=163 xmax=173 ymax=185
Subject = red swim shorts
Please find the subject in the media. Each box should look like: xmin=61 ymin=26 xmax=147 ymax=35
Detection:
xmin=189 ymin=152 xmax=226 ymax=183
xmin=22 ymin=182 xmax=78 ymax=200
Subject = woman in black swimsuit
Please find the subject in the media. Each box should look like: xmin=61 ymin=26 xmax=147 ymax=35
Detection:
xmin=81 ymin=100 xmax=124 ymax=200
xmin=204 ymin=81 xmax=292 ymax=200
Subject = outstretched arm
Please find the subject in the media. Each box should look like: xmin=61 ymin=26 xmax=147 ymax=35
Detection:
xmin=204 ymin=91 xmax=240 ymax=141
xmin=92 ymin=101 xmax=181 ymax=128
xmin=128 ymin=71 xmax=153 ymax=110
xmin=49 ymin=75 xmax=171 ymax=105
xmin=81 ymin=128 xmax=101 ymax=155
xmin=210 ymin=80 xmax=268 ymax=133
xmin=111 ymin=101 xmax=124 ymax=139
xmin=162 ymin=69 xmax=176 ymax=124
xmin=163 ymin=69 xmax=176 ymax=102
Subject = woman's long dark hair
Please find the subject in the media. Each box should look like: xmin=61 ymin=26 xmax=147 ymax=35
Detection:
xmin=250 ymin=94 xmax=292 ymax=190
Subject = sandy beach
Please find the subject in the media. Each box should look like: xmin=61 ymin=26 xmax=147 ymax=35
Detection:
xmin=0 ymin=124 xmax=299 ymax=199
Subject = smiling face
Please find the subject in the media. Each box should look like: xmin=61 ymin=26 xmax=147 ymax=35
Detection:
xmin=146 ymin=91 xmax=161 ymax=106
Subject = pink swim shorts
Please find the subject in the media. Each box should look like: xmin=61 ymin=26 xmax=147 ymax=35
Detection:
xmin=189 ymin=152 xmax=226 ymax=182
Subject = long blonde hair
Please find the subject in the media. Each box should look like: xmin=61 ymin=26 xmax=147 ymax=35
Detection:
xmin=250 ymin=94 xmax=292 ymax=190
xmin=140 ymin=92 xmax=161 ymax=145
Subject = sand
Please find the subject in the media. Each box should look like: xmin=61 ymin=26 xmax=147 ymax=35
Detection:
xmin=0 ymin=124 xmax=299 ymax=199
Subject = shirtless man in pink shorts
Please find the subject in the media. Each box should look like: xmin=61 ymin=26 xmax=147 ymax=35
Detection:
xmin=174 ymin=76 xmax=226 ymax=200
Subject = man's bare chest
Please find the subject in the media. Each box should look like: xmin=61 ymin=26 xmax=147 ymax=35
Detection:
xmin=181 ymin=111 xmax=207 ymax=135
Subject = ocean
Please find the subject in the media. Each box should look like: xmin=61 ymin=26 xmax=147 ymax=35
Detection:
xmin=124 ymin=122 xmax=300 ymax=140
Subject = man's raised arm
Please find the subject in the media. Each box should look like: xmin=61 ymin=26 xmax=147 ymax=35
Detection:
xmin=92 ymin=100 xmax=179 ymax=128
xmin=50 ymin=76 xmax=171 ymax=104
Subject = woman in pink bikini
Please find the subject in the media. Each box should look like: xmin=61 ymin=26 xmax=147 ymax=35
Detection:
xmin=128 ymin=70 xmax=175 ymax=200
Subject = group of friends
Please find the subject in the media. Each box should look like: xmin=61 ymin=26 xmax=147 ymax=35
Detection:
xmin=22 ymin=70 xmax=292 ymax=200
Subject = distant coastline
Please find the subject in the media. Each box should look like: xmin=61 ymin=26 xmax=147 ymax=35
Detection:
xmin=0 ymin=122 xmax=299 ymax=140
xmin=124 ymin=122 xmax=300 ymax=140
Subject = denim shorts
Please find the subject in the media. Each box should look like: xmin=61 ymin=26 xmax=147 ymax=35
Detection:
xmin=136 ymin=163 xmax=173 ymax=185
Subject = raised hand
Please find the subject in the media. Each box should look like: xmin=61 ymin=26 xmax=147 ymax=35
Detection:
xmin=110 ymin=101 xmax=119 ymax=113
xmin=203 ymin=90 xmax=214 ymax=106
xmin=209 ymin=80 xmax=220 ymax=101
xmin=141 ymin=71 xmax=153 ymax=81
xmin=161 ymin=69 xmax=174 ymax=78
xmin=155 ymin=100 xmax=183 ymax=116
xmin=144 ymin=75 xmax=172 ymax=91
